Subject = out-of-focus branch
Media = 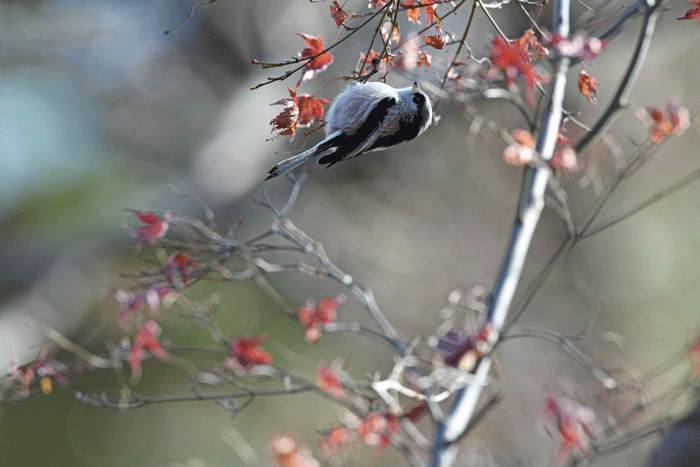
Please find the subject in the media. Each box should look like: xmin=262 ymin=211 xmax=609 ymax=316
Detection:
xmin=251 ymin=2 xmax=391 ymax=90
xmin=273 ymin=218 xmax=406 ymax=355
xmin=580 ymin=164 xmax=700 ymax=239
xmin=497 ymin=0 xmax=664 ymax=335
xmin=501 ymin=328 xmax=620 ymax=388
xmin=431 ymin=2 xmax=573 ymax=466
xmin=255 ymin=176 xmax=406 ymax=356
xmin=575 ymin=0 xmax=663 ymax=153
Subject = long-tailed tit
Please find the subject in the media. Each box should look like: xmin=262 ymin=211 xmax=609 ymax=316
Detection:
xmin=265 ymin=81 xmax=432 ymax=180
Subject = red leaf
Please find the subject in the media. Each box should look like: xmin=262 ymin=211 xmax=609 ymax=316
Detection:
xmin=298 ymin=95 xmax=331 ymax=127
xmin=164 ymin=253 xmax=198 ymax=287
xmin=402 ymin=1 xmax=421 ymax=24
xmin=270 ymin=87 xmax=330 ymax=137
xmin=402 ymin=402 xmax=427 ymax=423
xmin=381 ymin=23 xmax=400 ymax=45
xmin=422 ymin=0 xmax=438 ymax=25
xmin=270 ymin=88 xmax=300 ymax=137
xmin=422 ymin=30 xmax=447 ymax=49
xmin=129 ymin=320 xmax=167 ymax=378
xmin=578 ymin=70 xmax=599 ymax=105
xmin=486 ymin=37 xmax=548 ymax=107
xmin=678 ymin=1 xmax=700 ymax=22
xmin=317 ymin=364 xmax=343 ymax=399
xmin=540 ymin=395 xmax=599 ymax=464
xmin=642 ymin=99 xmax=690 ymax=143
xmin=516 ymin=29 xmax=549 ymax=58
xmin=330 ymin=1 xmax=348 ymax=28
xmin=394 ymin=37 xmax=419 ymax=71
xmin=359 ymin=49 xmax=392 ymax=76
xmin=503 ymin=129 xmax=535 ymax=167
xmin=296 ymin=33 xmax=334 ymax=84
xmin=229 ymin=334 xmax=273 ymax=370
xmin=299 ymin=294 xmax=345 ymax=343
xmin=126 ymin=210 xmax=170 ymax=244
xmin=115 ymin=286 xmax=171 ymax=328
xmin=357 ymin=412 xmax=399 ymax=457
xmin=417 ymin=51 xmax=431 ymax=68
xmin=318 ymin=426 xmax=350 ymax=460
xmin=550 ymin=144 xmax=579 ymax=173
xmin=269 ymin=433 xmax=320 ymax=467
xmin=9 ymin=349 xmax=67 ymax=395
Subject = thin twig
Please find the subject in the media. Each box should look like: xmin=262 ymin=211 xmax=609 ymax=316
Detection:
xmin=438 ymin=1 xmax=478 ymax=99
xmin=251 ymin=3 xmax=391 ymax=90
xmin=576 ymin=0 xmax=663 ymax=153
xmin=580 ymin=165 xmax=700 ymax=239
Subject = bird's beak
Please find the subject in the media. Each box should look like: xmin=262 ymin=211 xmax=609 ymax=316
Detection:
xmin=412 ymin=82 xmax=420 ymax=93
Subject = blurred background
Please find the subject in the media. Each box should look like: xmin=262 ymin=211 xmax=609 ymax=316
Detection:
xmin=0 ymin=0 xmax=699 ymax=465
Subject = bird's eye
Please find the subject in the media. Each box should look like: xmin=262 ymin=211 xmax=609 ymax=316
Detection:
xmin=412 ymin=95 xmax=422 ymax=105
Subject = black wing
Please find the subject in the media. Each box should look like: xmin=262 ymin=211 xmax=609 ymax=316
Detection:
xmin=317 ymin=95 xmax=397 ymax=167
xmin=367 ymin=91 xmax=429 ymax=151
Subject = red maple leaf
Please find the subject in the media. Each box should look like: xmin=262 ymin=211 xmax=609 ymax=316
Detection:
xmin=359 ymin=49 xmax=392 ymax=75
xmin=402 ymin=402 xmax=427 ymax=423
xmin=330 ymin=1 xmax=348 ymax=28
xmin=393 ymin=37 xmax=419 ymax=71
xmin=269 ymin=433 xmax=320 ymax=467
xmin=318 ymin=426 xmax=350 ymax=460
xmin=486 ymin=36 xmax=548 ymax=107
xmin=357 ymin=412 xmax=399 ymax=457
xmin=678 ymin=1 xmax=700 ymax=22
xmin=422 ymin=27 xmax=448 ymax=49
xmin=503 ymin=129 xmax=535 ymax=167
xmin=381 ymin=23 xmax=400 ymax=45
xmin=126 ymin=210 xmax=170 ymax=244
xmin=540 ymin=395 xmax=599 ymax=464
xmin=642 ymin=99 xmax=691 ymax=143
xmin=578 ymin=70 xmax=599 ymax=104
xmin=417 ymin=51 xmax=431 ymax=68
xmin=298 ymin=95 xmax=331 ymax=127
xmin=402 ymin=0 xmax=421 ymax=24
xmin=296 ymin=33 xmax=334 ymax=84
xmin=422 ymin=0 xmax=438 ymax=25
xmin=270 ymin=88 xmax=300 ymax=137
xmin=164 ymin=253 xmax=198 ymax=287
xmin=317 ymin=364 xmax=343 ymax=399
xmin=115 ymin=286 xmax=171 ymax=328
xmin=550 ymin=129 xmax=579 ymax=172
xmin=129 ymin=320 xmax=167 ymax=379
xmin=228 ymin=334 xmax=273 ymax=370
xmin=445 ymin=61 xmax=468 ymax=87
xmin=9 ymin=349 xmax=67 ymax=396
xmin=299 ymin=294 xmax=345 ymax=343
xmin=270 ymin=87 xmax=330 ymax=137
xmin=517 ymin=28 xmax=549 ymax=58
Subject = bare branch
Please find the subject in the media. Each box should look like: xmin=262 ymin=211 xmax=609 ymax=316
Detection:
xmin=580 ymin=164 xmax=700 ymax=239
xmin=576 ymin=0 xmax=663 ymax=153
xmin=431 ymin=1 xmax=573 ymax=464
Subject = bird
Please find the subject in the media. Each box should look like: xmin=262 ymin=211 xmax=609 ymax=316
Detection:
xmin=265 ymin=81 xmax=432 ymax=180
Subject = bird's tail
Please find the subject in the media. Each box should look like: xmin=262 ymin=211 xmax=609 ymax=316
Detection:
xmin=265 ymin=131 xmax=341 ymax=180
